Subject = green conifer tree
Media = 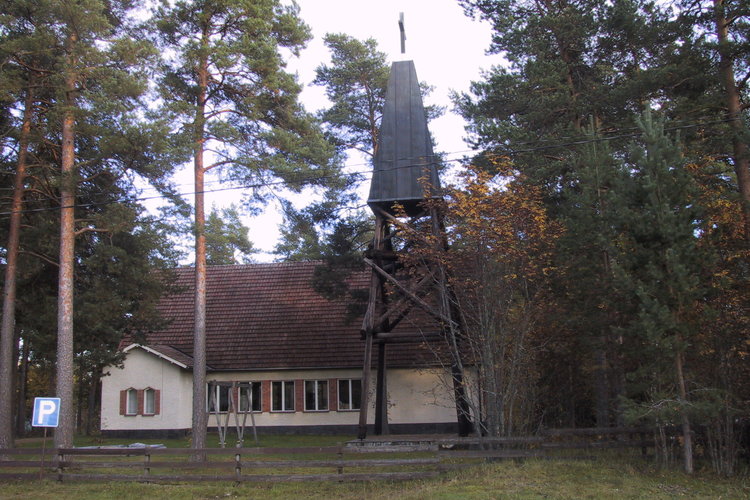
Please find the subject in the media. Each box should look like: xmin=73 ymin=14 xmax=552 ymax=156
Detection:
xmin=153 ymin=0 xmax=334 ymax=449
xmin=0 ymin=0 xmax=177 ymax=448
xmin=205 ymin=206 xmax=256 ymax=265
xmin=615 ymin=111 xmax=707 ymax=473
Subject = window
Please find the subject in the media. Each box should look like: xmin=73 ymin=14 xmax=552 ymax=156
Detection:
xmin=207 ymin=383 xmax=230 ymax=413
xmin=238 ymin=382 xmax=262 ymax=412
xmin=121 ymin=388 xmax=159 ymax=416
xmin=338 ymin=379 xmax=361 ymax=411
xmin=126 ymin=388 xmax=138 ymax=415
xmin=304 ymin=380 xmax=328 ymax=411
xmin=144 ymin=388 xmax=156 ymax=415
xmin=271 ymin=381 xmax=295 ymax=412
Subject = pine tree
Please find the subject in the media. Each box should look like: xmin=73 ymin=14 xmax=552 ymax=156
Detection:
xmin=456 ymin=0 xmax=686 ymax=194
xmin=0 ymin=0 xmax=176 ymax=448
xmin=153 ymin=0 xmax=334 ymax=450
xmin=553 ymin=128 xmax=631 ymax=427
xmin=0 ymin=0 xmax=53 ymax=448
xmin=53 ymin=0 xmax=168 ymax=448
xmin=313 ymin=33 xmax=390 ymax=158
xmin=454 ymin=0 xmax=746 ymax=434
xmin=647 ymin=0 xmax=750 ymax=241
xmin=615 ymin=111 xmax=707 ymax=473
xmin=271 ymin=33 xmax=389 ymax=264
xmin=205 ymin=205 xmax=256 ymax=265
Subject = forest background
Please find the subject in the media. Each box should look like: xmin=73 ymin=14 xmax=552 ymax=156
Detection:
xmin=0 ymin=0 xmax=748 ymax=476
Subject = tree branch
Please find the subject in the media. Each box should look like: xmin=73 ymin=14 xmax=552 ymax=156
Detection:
xmin=74 ymin=226 xmax=111 ymax=237
xmin=204 ymin=159 xmax=235 ymax=172
xmin=20 ymin=250 xmax=58 ymax=268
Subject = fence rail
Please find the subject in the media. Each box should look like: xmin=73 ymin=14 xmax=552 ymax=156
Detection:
xmin=0 ymin=427 xmax=655 ymax=483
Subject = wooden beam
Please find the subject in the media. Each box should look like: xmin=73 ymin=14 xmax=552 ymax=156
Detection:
xmin=374 ymin=331 xmax=443 ymax=344
xmin=374 ymin=343 xmax=388 ymax=435
xmin=371 ymin=204 xmax=428 ymax=224
xmin=375 ymin=331 xmax=441 ymax=339
xmin=363 ymin=257 xmax=458 ymax=329
xmin=374 ymin=273 xmax=436 ymax=331
xmin=374 ymin=337 xmax=438 ymax=344
xmin=359 ymin=216 xmax=387 ymax=439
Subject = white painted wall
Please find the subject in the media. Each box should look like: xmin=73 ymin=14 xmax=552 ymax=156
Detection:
xmin=100 ymin=348 xmax=193 ymax=431
xmin=207 ymin=367 xmax=457 ymax=427
xmin=387 ymin=368 xmax=458 ymax=424
xmin=101 ymin=349 xmax=459 ymax=431
xmin=208 ymin=368 xmax=367 ymax=428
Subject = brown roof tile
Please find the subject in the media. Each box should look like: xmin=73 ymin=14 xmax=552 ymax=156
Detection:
xmin=130 ymin=262 xmax=443 ymax=372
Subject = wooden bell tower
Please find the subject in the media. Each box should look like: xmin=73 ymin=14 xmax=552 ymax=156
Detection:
xmin=357 ymin=55 xmax=473 ymax=439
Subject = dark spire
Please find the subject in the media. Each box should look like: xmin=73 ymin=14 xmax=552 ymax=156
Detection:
xmin=367 ymin=60 xmax=441 ymax=216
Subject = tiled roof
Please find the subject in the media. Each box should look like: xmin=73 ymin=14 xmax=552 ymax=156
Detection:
xmin=131 ymin=262 xmax=443 ymax=372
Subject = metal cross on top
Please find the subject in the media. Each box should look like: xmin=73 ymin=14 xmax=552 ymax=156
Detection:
xmin=399 ymin=12 xmax=406 ymax=54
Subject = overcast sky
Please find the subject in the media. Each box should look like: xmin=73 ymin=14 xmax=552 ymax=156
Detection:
xmin=178 ymin=1 xmax=506 ymax=261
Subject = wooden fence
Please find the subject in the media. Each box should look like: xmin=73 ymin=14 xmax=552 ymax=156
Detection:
xmin=0 ymin=427 xmax=655 ymax=483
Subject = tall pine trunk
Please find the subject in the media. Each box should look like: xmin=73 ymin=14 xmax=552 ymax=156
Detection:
xmin=676 ymin=342 xmax=694 ymax=473
xmin=0 ymin=82 xmax=35 ymax=449
xmin=714 ymin=0 xmax=750 ymax=241
xmin=191 ymin=29 xmax=210 ymax=452
xmin=192 ymin=155 xmax=207 ymax=451
xmin=54 ymin=31 xmax=78 ymax=449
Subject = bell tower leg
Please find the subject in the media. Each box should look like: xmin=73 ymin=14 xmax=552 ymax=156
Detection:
xmin=358 ymin=214 xmax=386 ymax=439
xmin=374 ymin=342 xmax=388 ymax=434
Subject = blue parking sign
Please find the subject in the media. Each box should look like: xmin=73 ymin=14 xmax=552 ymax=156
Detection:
xmin=32 ymin=397 xmax=61 ymax=428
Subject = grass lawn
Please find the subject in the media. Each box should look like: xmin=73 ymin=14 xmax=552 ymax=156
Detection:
xmin=0 ymin=459 xmax=746 ymax=499
xmin=2 ymin=434 xmax=747 ymax=499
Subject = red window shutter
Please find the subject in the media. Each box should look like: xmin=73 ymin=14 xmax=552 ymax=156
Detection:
xmin=155 ymin=390 xmax=161 ymax=415
xmin=261 ymin=381 xmax=271 ymax=413
xmin=329 ymin=379 xmax=338 ymax=411
xmin=294 ymin=379 xmax=303 ymax=413
xmin=119 ymin=390 xmax=126 ymax=415
xmin=137 ymin=389 xmax=144 ymax=415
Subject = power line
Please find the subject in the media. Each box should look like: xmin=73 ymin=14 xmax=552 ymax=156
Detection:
xmin=0 ymin=116 xmax=739 ymax=218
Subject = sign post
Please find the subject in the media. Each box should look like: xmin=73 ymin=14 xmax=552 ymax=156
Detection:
xmin=32 ymin=397 xmax=60 ymax=479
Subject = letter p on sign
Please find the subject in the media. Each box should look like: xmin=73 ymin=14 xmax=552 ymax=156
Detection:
xmin=32 ymin=397 xmax=61 ymax=427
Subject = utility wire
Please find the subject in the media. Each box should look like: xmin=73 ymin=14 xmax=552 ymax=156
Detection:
xmin=0 ymin=116 xmax=739 ymax=218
